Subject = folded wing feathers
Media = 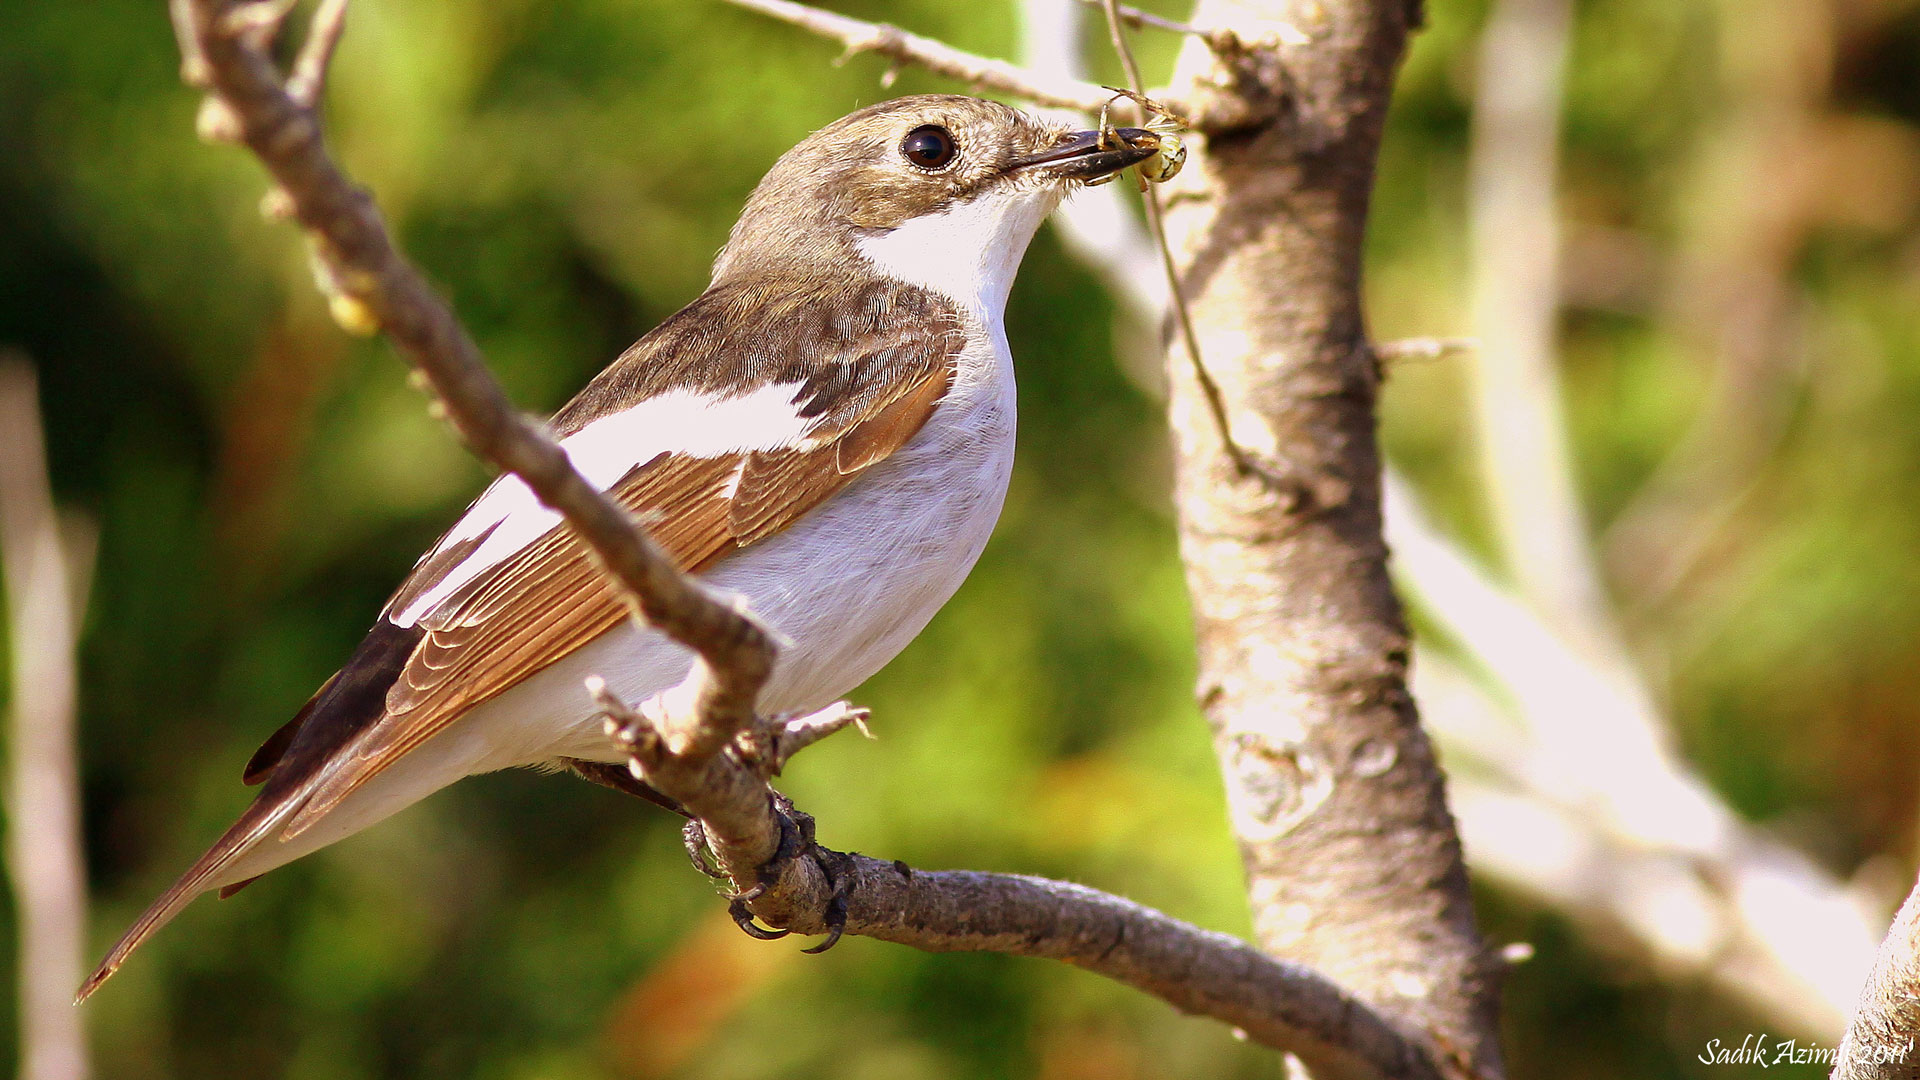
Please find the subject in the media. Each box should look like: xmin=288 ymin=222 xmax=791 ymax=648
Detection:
xmin=280 ymin=342 xmax=955 ymax=837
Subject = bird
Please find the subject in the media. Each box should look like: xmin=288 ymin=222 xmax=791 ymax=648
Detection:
xmin=78 ymin=94 xmax=1161 ymax=999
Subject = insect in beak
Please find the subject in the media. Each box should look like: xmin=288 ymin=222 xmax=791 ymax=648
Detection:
xmin=1089 ymin=88 xmax=1189 ymax=189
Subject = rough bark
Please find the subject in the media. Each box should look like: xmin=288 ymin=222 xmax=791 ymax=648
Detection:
xmin=1156 ymin=2 xmax=1506 ymax=1076
xmin=1835 ymin=870 xmax=1920 ymax=1079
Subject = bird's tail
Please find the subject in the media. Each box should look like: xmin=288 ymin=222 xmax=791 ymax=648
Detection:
xmin=74 ymin=792 xmax=304 ymax=1003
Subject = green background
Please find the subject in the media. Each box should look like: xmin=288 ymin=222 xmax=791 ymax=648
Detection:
xmin=2 ymin=0 xmax=1916 ymax=1076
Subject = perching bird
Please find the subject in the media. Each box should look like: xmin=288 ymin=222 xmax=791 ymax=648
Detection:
xmin=79 ymin=94 xmax=1161 ymax=999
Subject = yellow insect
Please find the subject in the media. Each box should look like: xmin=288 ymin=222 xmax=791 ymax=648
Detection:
xmin=1139 ymin=124 xmax=1186 ymax=184
xmin=1091 ymin=87 xmax=1188 ymax=188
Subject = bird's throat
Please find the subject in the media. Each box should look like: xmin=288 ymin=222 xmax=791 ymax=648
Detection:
xmin=854 ymin=187 xmax=1063 ymax=320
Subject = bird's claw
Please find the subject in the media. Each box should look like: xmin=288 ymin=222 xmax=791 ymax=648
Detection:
xmin=728 ymin=894 xmax=791 ymax=940
xmin=800 ymin=845 xmax=855 ymax=954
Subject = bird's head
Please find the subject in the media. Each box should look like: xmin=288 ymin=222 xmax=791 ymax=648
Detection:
xmin=712 ymin=95 xmax=1159 ymax=311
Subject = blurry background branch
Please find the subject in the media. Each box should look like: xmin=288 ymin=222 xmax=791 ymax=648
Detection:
xmin=1388 ymin=476 xmax=1876 ymax=1037
xmin=0 ymin=355 xmax=92 ymax=1080
xmin=1464 ymin=0 xmax=1604 ymax=641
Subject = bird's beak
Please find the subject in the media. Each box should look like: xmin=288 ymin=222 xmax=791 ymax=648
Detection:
xmin=1014 ymin=128 xmax=1160 ymax=182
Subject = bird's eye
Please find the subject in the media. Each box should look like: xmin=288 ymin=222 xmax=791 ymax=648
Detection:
xmin=901 ymin=125 xmax=957 ymax=170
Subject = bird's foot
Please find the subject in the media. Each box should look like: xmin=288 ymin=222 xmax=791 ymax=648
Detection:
xmin=714 ymin=793 xmax=855 ymax=952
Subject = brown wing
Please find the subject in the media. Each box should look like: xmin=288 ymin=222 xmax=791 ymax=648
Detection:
xmin=281 ymin=360 xmax=952 ymax=836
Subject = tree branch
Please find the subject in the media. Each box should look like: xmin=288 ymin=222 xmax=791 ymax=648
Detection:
xmin=595 ymin=680 xmax=1444 ymax=1080
xmin=171 ymin=0 xmax=777 ymax=757
xmin=170 ymin=2 xmax=1448 ymax=1076
xmin=952 ymin=0 xmax=1505 ymax=1060
xmin=723 ymin=0 xmax=1115 ymax=112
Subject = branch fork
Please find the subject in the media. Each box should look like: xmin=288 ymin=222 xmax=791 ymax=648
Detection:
xmin=589 ymin=676 xmax=869 ymax=783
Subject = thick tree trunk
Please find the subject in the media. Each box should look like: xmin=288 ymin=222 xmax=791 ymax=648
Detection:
xmin=1157 ymin=3 xmax=1505 ymax=1076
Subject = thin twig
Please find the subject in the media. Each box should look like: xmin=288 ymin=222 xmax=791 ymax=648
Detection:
xmin=1095 ymin=0 xmax=1149 ymax=91
xmin=0 ymin=357 xmax=91 ymax=1080
xmin=1072 ymin=0 xmax=1247 ymax=51
xmin=757 ymin=702 xmax=874 ymax=772
xmin=286 ymin=0 xmax=347 ymax=109
xmin=725 ymin=0 xmax=1114 ymax=112
xmin=1094 ymin=1 xmax=1272 ymax=488
xmin=1071 ymin=0 xmax=1309 ymax=50
xmin=1078 ymin=0 xmax=1211 ymax=38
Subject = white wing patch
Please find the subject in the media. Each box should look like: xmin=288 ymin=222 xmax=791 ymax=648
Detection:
xmin=391 ymin=382 xmax=817 ymax=626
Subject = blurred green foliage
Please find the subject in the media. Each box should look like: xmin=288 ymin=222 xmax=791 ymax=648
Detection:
xmin=0 ymin=0 xmax=1916 ymax=1077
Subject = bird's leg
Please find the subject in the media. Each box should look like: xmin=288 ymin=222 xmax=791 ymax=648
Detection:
xmin=562 ymin=758 xmax=690 ymax=817
xmin=682 ymin=819 xmax=726 ymax=879
xmin=725 ymin=794 xmax=806 ymax=940
xmin=562 ymin=756 xmax=731 ymax=882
